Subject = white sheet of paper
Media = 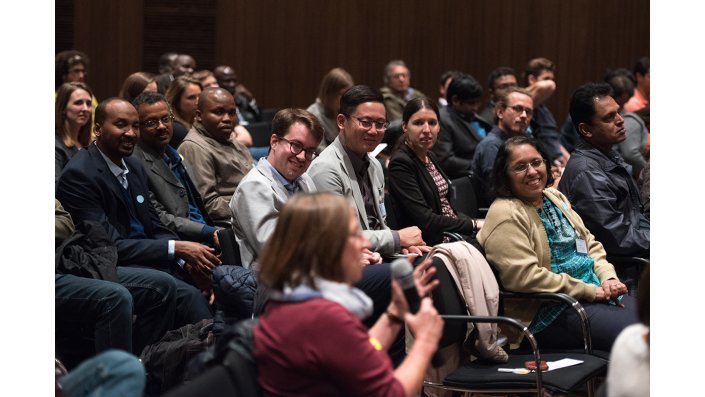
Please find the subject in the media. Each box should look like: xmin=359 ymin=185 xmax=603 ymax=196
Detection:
xmin=547 ymin=358 xmax=584 ymax=371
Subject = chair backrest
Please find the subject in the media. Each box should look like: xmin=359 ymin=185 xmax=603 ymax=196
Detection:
xmin=381 ymin=119 xmax=404 ymax=157
xmin=450 ymin=175 xmax=479 ymax=218
xmin=469 ymin=171 xmax=491 ymax=212
xmin=246 ymin=121 xmax=273 ymax=148
xmin=259 ymin=107 xmax=279 ymax=123
xmin=216 ymin=228 xmax=242 ymax=267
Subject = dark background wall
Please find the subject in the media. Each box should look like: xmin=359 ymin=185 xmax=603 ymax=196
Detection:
xmin=56 ymin=0 xmax=649 ymax=126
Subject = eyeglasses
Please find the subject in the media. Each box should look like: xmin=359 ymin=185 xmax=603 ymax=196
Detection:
xmin=140 ymin=114 xmax=174 ymax=129
xmin=507 ymin=105 xmax=533 ymax=117
xmin=278 ymin=136 xmax=318 ymax=160
xmin=509 ymin=158 xmax=545 ymax=174
xmin=346 ymin=115 xmax=389 ymax=131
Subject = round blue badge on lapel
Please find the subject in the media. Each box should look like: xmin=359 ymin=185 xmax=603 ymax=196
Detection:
xmin=136 ymin=195 xmax=145 ymax=203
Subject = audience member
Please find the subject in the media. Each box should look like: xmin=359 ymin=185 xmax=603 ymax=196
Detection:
xmin=56 ymin=97 xmax=218 ymax=326
xmin=623 ymin=57 xmax=649 ymax=113
xmin=306 ymin=67 xmax=354 ymax=151
xmin=165 ymin=76 xmax=202 ymax=147
xmin=478 ymin=66 xmax=518 ymax=124
xmin=191 ymin=70 xmax=219 ymax=89
xmin=308 ymin=85 xmax=429 ymax=258
xmin=55 ymin=50 xmax=91 ymax=90
xmin=614 ymin=74 xmax=649 ymax=178
xmin=193 ymin=69 xmax=254 ymax=147
xmin=118 ymin=71 xmax=157 ymax=104
xmin=55 ymin=50 xmax=98 ymax=133
xmin=213 ymin=65 xmax=262 ymax=124
xmin=255 ymin=192 xmax=443 ymax=396
xmin=158 ymin=52 xmax=178 ymax=75
xmin=230 ymin=108 xmax=323 ymax=269
xmin=56 ymin=82 xmax=93 ymax=184
xmin=472 ymin=87 xmax=534 ymax=203
xmin=380 ymin=60 xmax=425 ymax=122
xmin=558 ymin=83 xmax=649 ymax=258
xmin=179 ymin=88 xmax=254 ymax=223
xmin=388 ymin=97 xmax=482 ymax=246
xmin=431 ymin=74 xmax=491 ymax=179
xmin=523 ymin=57 xmax=567 ymax=165
xmin=560 ymin=68 xmax=635 ymax=154
xmin=131 ymin=91 xmax=218 ymax=245
xmin=605 ymin=265 xmax=650 ymax=397
xmin=155 ymin=53 xmax=197 ymax=94
xmin=55 ymin=199 xmax=177 ymax=358
xmin=478 ymin=135 xmax=637 ymax=351
xmin=436 ymin=70 xmax=463 ymax=108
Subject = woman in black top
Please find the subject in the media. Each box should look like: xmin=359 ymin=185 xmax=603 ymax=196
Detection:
xmin=388 ymin=97 xmax=480 ymax=245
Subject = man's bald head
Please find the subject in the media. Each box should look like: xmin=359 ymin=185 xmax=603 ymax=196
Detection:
xmin=213 ymin=66 xmax=238 ymax=95
xmin=198 ymin=87 xmax=234 ymax=112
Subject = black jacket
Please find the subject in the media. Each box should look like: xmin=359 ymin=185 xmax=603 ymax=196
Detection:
xmin=431 ymin=107 xmax=492 ymax=179
xmin=389 ymin=143 xmax=475 ymax=246
xmin=557 ymin=140 xmax=649 ymax=257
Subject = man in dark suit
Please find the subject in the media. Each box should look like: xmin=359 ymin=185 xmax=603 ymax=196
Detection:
xmin=56 ymin=97 xmax=220 ymax=326
xmin=131 ymin=91 xmax=218 ymax=245
xmin=431 ymin=74 xmax=492 ymax=179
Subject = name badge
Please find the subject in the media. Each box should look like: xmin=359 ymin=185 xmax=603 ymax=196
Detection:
xmin=575 ymin=238 xmax=588 ymax=255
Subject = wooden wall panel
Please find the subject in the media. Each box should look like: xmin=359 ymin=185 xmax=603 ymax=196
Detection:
xmin=143 ymin=0 xmax=216 ymax=74
xmin=60 ymin=0 xmax=649 ymax=125
xmin=73 ymin=0 xmax=144 ymax=101
xmin=55 ymin=0 xmax=74 ymax=54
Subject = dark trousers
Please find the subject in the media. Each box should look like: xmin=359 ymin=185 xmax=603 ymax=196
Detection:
xmin=534 ymin=294 xmax=638 ymax=352
xmin=56 ymin=266 xmax=178 ymax=355
xmin=160 ymin=264 xmax=215 ymax=326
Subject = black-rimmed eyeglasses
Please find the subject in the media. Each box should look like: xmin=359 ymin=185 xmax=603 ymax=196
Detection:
xmin=140 ymin=114 xmax=174 ymax=129
xmin=344 ymin=114 xmax=389 ymax=131
xmin=278 ymin=136 xmax=318 ymax=160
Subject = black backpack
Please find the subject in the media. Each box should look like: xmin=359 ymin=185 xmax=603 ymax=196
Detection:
xmin=163 ymin=318 xmax=260 ymax=397
xmin=140 ymin=319 xmax=216 ymax=396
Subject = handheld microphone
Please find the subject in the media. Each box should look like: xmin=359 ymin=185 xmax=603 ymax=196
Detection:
xmin=391 ymin=258 xmax=421 ymax=313
xmin=390 ymin=258 xmax=444 ymax=367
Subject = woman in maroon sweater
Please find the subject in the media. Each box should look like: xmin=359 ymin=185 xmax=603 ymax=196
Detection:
xmin=255 ymin=193 xmax=443 ymax=397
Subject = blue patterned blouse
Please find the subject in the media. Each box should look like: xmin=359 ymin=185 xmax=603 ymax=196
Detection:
xmin=529 ymin=196 xmax=601 ymax=334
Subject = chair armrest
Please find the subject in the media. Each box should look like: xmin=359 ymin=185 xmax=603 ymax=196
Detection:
xmin=442 ymin=232 xmax=465 ymax=242
xmin=213 ymin=219 xmax=233 ymax=229
xmin=500 ymin=291 xmax=592 ymax=354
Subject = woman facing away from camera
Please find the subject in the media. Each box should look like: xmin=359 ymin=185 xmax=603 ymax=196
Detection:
xmin=254 ymin=192 xmax=443 ymax=397
xmin=477 ymin=135 xmax=637 ymax=351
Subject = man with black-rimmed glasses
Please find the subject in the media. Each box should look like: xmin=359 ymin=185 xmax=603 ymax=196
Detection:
xmin=308 ymin=85 xmax=429 ymax=259
xmin=472 ymin=87 xmax=534 ymax=204
xmin=229 ymin=108 xmax=324 ymax=269
xmin=132 ymin=91 xmax=219 ymax=246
